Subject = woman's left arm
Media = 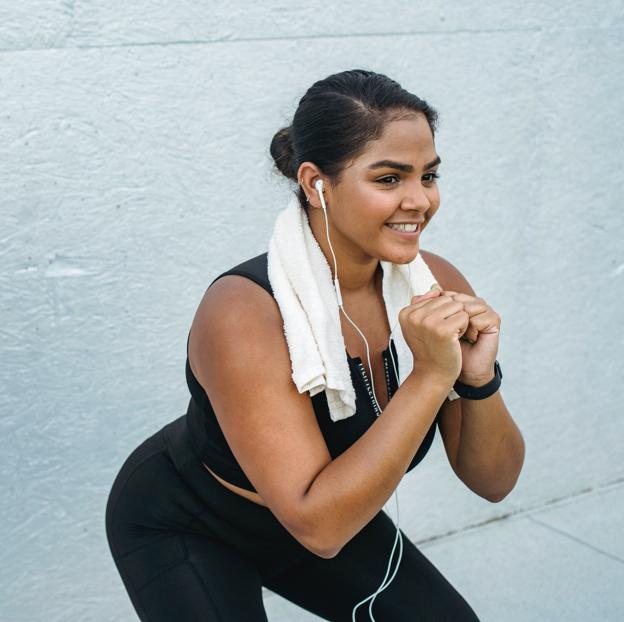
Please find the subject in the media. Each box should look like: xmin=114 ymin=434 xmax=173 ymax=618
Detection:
xmin=421 ymin=250 xmax=525 ymax=502
xmin=456 ymin=388 xmax=525 ymax=503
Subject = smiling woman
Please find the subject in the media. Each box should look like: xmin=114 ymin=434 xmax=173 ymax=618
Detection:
xmin=105 ymin=69 xmax=502 ymax=622
xmin=298 ymin=111 xmax=444 ymax=278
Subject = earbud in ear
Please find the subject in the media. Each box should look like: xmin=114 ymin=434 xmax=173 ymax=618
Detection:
xmin=315 ymin=179 xmax=324 ymax=194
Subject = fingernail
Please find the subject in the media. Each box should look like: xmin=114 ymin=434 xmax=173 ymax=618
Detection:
xmin=429 ymin=283 xmax=442 ymax=292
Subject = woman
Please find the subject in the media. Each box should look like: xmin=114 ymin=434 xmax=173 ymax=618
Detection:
xmin=105 ymin=69 xmax=525 ymax=621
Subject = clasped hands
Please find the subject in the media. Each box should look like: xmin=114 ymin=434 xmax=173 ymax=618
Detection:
xmin=430 ymin=284 xmax=501 ymax=386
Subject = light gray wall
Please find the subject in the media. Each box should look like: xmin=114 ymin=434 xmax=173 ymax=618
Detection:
xmin=1 ymin=2 xmax=622 ymax=620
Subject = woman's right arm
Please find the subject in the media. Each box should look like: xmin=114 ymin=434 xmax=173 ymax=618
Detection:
xmin=191 ymin=276 xmax=457 ymax=559
xmin=301 ymin=287 xmax=466 ymax=556
xmin=298 ymin=370 xmax=452 ymax=556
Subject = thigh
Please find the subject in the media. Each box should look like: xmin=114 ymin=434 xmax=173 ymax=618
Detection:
xmin=263 ymin=510 xmax=481 ymax=622
xmin=115 ymin=531 xmax=268 ymax=622
xmin=106 ymin=433 xmax=268 ymax=621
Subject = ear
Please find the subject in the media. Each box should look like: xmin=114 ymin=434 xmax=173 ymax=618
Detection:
xmin=297 ymin=162 xmax=329 ymax=210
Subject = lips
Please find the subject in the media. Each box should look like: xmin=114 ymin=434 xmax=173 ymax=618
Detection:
xmin=385 ymin=222 xmax=421 ymax=236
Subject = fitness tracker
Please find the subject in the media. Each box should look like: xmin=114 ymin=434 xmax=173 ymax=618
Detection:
xmin=453 ymin=360 xmax=502 ymax=400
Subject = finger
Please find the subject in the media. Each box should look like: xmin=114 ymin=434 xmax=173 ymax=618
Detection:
xmin=440 ymin=292 xmax=489 ymax=311
xmin=444 ymin=308 xmax=470 ymax=338
xmin=457 ymin=320 xmax=475 ymax=342
xmin=466 ymin=311 xmax=500 ymax=335
xmin=461 ymin=301 xmax=489 ymax=317
xmin=465 ymin=320 xmax=479 ymax=342
xmin=410 ymin=289 xmax=442 ymax=305
xmin=464 ymin=303 xmax=488 ymax=344
xmin=460 ymin=310 xmax=497 ymax=343
xmin=441 ymin=291 xmax=479 ymax=303
xmin=443 ymin=294 xmax=489 ymax=317
xmin=458 ymin=309 xmax=482 ymax=342
xmin=414 ymin=282 xmax=442 ymax=298
xmin=427 ymin=298 xmax=466 ymax=320
xmin=460 ymin=335 xmax=476 ymax=345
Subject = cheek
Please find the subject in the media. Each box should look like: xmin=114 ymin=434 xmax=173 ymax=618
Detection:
xmin=423 ymin=207 xmax=439 ymax=229
xmin=351 ymin=192 xmax=392 ymax=226
xmin=426 ymin=188 xmax=441 ymax=213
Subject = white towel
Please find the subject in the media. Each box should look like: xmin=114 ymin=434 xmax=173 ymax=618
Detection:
xmin=267 ymin=195 xmax=459 ymax=422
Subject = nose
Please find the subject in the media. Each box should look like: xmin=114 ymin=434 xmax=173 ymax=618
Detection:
xmin=401 ymin=181 xmax=432 ymax=214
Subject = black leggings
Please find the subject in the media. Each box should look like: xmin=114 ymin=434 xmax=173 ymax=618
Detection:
xmin=105 ymin=415 xmax=481 ymax=621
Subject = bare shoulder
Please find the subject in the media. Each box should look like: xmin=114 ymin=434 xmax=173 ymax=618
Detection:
xmin=187 ymin=273 xmax=334 ymax=556
xmin=419 ymin=249 xmax=477 ymax=297
xmin=189 ymin=274 xmax=283 ymax=364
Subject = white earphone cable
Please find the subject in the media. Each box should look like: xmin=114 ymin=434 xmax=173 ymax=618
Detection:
xmin=315 ymin=180 xmax=412 ymax=622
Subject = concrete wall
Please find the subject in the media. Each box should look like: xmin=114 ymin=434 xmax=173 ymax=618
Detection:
xmin=1 ymin=1 xmax=622 ymax=620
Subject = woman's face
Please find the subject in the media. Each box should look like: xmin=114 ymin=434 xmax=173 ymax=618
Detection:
xmin=322 ymin=113 xmax=441 ymax=265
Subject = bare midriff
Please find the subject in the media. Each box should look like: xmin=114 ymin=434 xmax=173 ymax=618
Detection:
xmin=203 ymin=462 xmax=268 ymax=507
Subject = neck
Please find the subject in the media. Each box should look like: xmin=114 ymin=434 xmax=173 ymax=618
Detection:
xmin=306 ymin=207 xmax=380 ymax=297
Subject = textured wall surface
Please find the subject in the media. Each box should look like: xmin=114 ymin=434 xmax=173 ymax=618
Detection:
xmin=1 ymin=1 xmax=623 ymax=620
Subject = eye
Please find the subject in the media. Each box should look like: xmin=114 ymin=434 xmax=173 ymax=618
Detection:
xmin=423 ymin=172 xmax=441 ymax=183
xmin=376 ymin=174 xmax=400 ymax=185
xmin=376 ymin=172 xmax=441 ymax=186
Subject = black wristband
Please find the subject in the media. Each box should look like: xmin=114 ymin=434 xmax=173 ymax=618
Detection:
xmin=453 ymin=360 xmax=502 ymax=400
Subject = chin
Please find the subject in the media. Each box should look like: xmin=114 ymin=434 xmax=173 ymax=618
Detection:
xmin=380 ymin=248 xmax=420 ymax=265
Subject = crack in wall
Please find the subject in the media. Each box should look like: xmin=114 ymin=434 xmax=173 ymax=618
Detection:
xmin=0 ymin=24 xmax=622 ymax=55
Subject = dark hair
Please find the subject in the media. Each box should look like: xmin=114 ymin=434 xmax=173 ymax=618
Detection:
xmin=269 ymin=69 xmax=440 ymax=210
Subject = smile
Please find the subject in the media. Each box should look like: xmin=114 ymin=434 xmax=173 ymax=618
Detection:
xmin=385 ymin=222 xmax=421 ymax=237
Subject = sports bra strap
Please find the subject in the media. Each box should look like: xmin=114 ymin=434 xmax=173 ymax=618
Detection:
xmin=208 ymin=251 xmax=273 ymax=298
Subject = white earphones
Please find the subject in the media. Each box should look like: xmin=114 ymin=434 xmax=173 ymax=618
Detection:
xmin=313 ymin=177 xmax=413 ymax=621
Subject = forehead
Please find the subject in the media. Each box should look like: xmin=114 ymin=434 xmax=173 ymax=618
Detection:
xmin=357 ymin=115 xmax=435 ymax=165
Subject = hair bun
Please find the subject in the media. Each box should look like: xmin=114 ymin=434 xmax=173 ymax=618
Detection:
xmin=270 ymin=126 xmax=296 ymax=180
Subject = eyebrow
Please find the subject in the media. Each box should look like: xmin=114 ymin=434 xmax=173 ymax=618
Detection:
xmin=367 ymin=155 xmax=442 ymax=172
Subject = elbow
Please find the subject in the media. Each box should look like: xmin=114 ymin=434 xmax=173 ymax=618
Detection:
xmin=296 ymin=520 xmax=342 ymax=559
xmin=287 ymin=503 xmax=343 ymax=559
xmin=282 ymin=472 xmax=356 ymax=559
xmin=312 ymin=531 xmax=343 ymax=558
xmin=291 ymin=529 xmax=341 ymax=559
xmin=486 ymin=491 xmax=508 ymax=503
xmin=486 ymin=472 xmax=523 ymax=503
xmin=482 ymin=477 xmax=519 ymax=503
xmin=280 ymin=514 xmax=340 ymax=559
xmin=312 ymin=543 xmax=342 ymax=559
xmin=488 ymin=444 xmax=526 ymax=503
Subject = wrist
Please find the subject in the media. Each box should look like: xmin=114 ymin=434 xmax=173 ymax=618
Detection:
xmin=457 ymin=372 xmax=495 ymax=387
xmin=407 ymin=369 xmax=455 ymax=393
xmin=454 ymin=361 xmax=503 ymax=400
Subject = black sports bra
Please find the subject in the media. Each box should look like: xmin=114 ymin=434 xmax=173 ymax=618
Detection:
xmin=184 ymin=251 xmax=439 ymax=492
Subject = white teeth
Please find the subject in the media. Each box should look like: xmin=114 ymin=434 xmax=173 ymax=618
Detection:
xmin=387 ymin=223 xmax=418 ymax=232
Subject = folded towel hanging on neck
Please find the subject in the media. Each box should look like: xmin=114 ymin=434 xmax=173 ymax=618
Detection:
xmin=267 ymin=195 xmax=459 ymax=422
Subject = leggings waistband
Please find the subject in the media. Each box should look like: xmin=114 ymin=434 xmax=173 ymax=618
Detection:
xmin=161 ymin=413 xmax=276 ymax=522
xmin=159 ymin=414 xmax=313 ymax=576
xmin=160 ymin=414 xmax=199 ymax=474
